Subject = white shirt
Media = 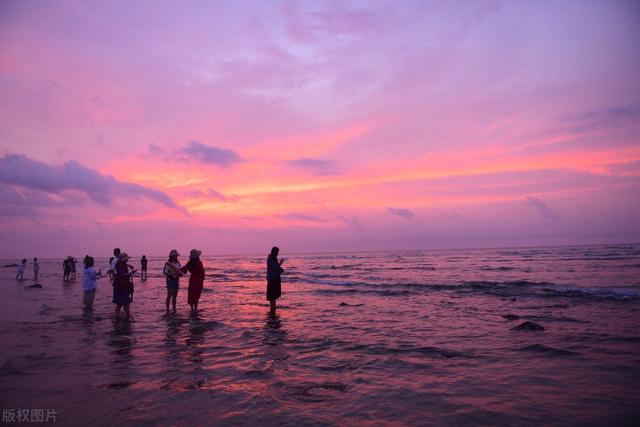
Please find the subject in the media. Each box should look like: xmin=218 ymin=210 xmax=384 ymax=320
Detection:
xmin=163 ymin=260 xmax=181 ymax=277
xmin=83 ymin=267 xmax=100 ymax=291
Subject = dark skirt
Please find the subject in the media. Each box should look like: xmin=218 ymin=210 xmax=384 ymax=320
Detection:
xmin=266 ymin=278 xmax=281 ymax=301
xmin=112 ymin=287 xmax=131 ymax=306
xmin=188 ymin=284 xmax=202 ymax=305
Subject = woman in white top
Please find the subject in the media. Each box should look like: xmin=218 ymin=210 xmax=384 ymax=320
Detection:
xmin=163 ymin=249 xmax=182 ymax=314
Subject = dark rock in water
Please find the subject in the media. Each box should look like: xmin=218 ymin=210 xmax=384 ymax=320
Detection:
xmin=502 ymin=314 xmax=520 ymax=321
xmin=0 ymin=359 xmax=22 ymax=376
xmin=512 ymin=321 xmax=545 ymax=331
xmin=107 ymin=381 xmax=136 ymax=389
xmin=339 ymin=302 xmax=364 ymax=307
xmin=25 ymin=284 xmax=43 ymax=289
xmin=3 ymin=263 xmax=18 ymax=268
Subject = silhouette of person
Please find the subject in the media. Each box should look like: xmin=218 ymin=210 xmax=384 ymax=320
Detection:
xmin=266 ymin=247 xmax=285 ymax=314
xmin=63 ymin=257 xmax=72 ymax=281
xmin=140 ymin=255 xmax=148 ymax=281
xmin=180 ymin=249 xmax=204 ymax=316
xmin=113 ymin=252 xmax=135 ymax=320
xmin=33 ymin=257 xmax=39 ymax=282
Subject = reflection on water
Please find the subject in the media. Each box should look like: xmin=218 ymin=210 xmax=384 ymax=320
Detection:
xmin=108 ymin=319 xmax=134 ymax=365
xmin=260 ymin=313 xmax=289 ymax=372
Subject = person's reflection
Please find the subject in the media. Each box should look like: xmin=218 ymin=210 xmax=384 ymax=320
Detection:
xmin=163 ymin=315 xmax=183 ymax=372
xmin=186 ymin=316 xmax=206 ymax=366
xmin=261 ymin=313 xmax=289 ymax=369
xmin=107 ymin=319 xmax=134 ymax=376
xmin=78 ymin=313 xmax=98 ymax=367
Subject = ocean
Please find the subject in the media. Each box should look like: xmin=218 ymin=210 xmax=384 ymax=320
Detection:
xmin=1 ymin=244 xmax=639 ymax=426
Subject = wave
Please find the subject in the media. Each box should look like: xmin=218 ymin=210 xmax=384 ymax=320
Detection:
xmin=480 ymin=266 xmax=517 ymax=271
xmin=344 ymin=343 xmax=475 ymax=359
xmin=302 ymin=277 xmax=639 ymax=303
xmin=542 ymin=286 xmax=639 ymax=301
xmin=516 ymin=344 xmax=579 ymax=357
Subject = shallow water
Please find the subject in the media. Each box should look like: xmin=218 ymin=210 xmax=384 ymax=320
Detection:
xmin=1 ymin=245 xmax=640 ymax=426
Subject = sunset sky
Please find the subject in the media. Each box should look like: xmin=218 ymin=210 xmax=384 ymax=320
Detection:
xmin=1 ymin=0 xmax=639 ymax=258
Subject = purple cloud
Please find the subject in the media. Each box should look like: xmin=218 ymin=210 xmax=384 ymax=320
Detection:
xmin=0 ymin=184 xmax=61 ymax=217
xmin=0 ymin=153 xmax=178 ymax=209
xmin=336 ymin=214 xmax=365 ymax=231
xmin=564 ymin=98 xmax=640 ymax=134
xmin=180 ymin=140 xmax=243 ymax=167
xmin=526 ymin=196 xmax=557 ymax=221
xmin=150 ymin=141 xmax=243 ymax=168
xmin=387 ymin=207 xmax=415 ymax=220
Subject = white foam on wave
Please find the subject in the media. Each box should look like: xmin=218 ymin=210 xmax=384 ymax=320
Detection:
xmin=549 ymin=286 xmax=639 ymax=301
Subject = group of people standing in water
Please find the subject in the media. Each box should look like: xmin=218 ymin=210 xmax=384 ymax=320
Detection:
xmin=73 ymin=246 xmax=286 ymax=320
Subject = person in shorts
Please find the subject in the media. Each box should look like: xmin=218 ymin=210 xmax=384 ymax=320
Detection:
xmin=82 ymin=256 xmax=102 ymax=312
xmin=163 ymin=250 xmax=182 ymax=314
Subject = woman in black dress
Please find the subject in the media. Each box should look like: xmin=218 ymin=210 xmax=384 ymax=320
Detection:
xmin=266 ymin=247 xmax=285 ymax=314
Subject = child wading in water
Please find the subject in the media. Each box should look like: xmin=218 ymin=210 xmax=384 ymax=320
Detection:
xmin=180 ymin=249 xmax=205 ymax=315
xmin=82 ymin=256 xmax=102 ymax=312
xmin=16 ymin=259 xmax=26 ymax=280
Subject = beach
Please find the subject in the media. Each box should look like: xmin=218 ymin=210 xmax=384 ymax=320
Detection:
xmin=1 ymin=244 xmax=639 ymax=426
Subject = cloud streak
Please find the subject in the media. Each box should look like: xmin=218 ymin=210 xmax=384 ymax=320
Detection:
xmin=278 ymin=213 xmax=324 ymax=222
xmin=283 ymin=158 xmax=340 ymax=175
xmin=150 ymin=141 xmax=243 ymax=168
xmin=387 ymin=207 xmax=415 ymax=220
xmin=526 ymin=196 xmax=557 ymax=222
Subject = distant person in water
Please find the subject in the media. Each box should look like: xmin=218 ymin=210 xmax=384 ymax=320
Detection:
xmin=180 ymin=249 xmax=204 ymax=315
xmin=108 ymin=249 xmax=120 ymax=305
xmin=109 ymin=248 xmax=121 ymax=275
xmin=140 ymin=255 xmax=148 ymax=281
xmin=63 ymin=257 xmax=72 ymax=281
xmin=163 ymin=250 xmax=182 ymax=314
xmin=82 ymin=256 xmax=102 ymax=312
xmin=126 ymin=260 xmax=136 ymax=302
xmin=266 ymin=247 xmax=285 ymax=314
xmin=70 ymin=257 xmax=77 ymax=279
xmin=108 ymin=248 xmax=120 ymax=285
xmin=113 ymin=252 xmax=135 ymax=319
xmin=16 ymin=259 xmax=26 ymax=280
xmin=33 ymin=257 xmax=39 ymax=282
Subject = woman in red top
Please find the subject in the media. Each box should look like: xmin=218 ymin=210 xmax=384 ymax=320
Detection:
xmin=180 ymin=249 xmax=205 ymax=315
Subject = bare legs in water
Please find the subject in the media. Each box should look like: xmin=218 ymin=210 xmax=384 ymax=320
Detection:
xmin=115 ymin=304 xmax=131 ymax=320
xmin=166 ymin=289 xmax=178 ymax=314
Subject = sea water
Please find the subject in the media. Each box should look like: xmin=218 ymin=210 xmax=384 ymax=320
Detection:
xmin=1 ymin=244 xmax=639 ymax=425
